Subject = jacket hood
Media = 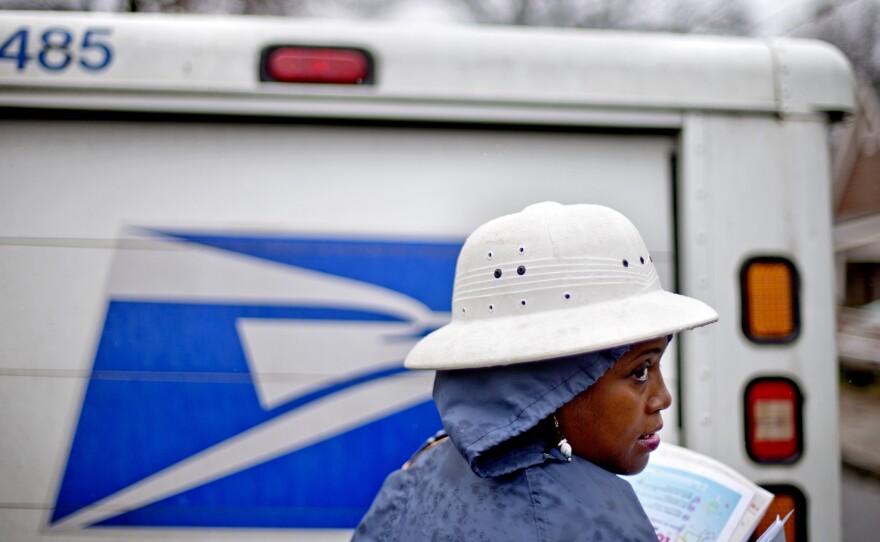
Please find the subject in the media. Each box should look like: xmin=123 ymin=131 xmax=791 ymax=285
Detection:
xmin=432 ymin=344 xmax=632 ymax=478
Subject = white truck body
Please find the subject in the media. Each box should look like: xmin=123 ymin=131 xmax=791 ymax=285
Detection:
xmin=0 ymin=11 xmax=853 ymax=541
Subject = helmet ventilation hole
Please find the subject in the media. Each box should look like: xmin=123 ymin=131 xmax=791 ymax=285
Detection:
xmin=488 ymin=304 xmax=494 ymax=312
xmin=622 ymin=259 xmax=629 ymax=268
xmin=519 ymin=247 xmax=525 ymax=254
xmin=487 ymin=251 xmax=493 ymax=259
xmin=650 ymin=255 xmax=653 ymax=262
xmin=517 ymin=265 xmax=526 ymax=275
xmin=520 ymin=299 xmax=527 ymax=306
xmin=564 ymin=293 xmax=571 ymax=300
xmin=494 ymin=269 xmax=502 ymax=279
xmin=640 ymin=257 xmax=645 ymax=264
xmin=461 ymin=307 xmax=466 ymax=314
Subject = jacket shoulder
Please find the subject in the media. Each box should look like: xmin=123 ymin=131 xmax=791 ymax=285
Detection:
xmin=354 ymin=439 xmax=541 ymax=542
xmin=526 ymin=459 xmax=657 ymax=541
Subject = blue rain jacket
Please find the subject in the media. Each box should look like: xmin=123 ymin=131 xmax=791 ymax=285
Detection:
xmin=352 ymin=346 xmax=657 ymax=541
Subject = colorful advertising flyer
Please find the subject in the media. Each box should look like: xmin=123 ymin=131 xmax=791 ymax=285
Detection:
xmin=625 ymin=443 xmax=764 ymax=542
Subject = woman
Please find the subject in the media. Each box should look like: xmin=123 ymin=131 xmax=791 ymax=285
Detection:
xmin=353 ymin=202 xmax=718 ymax=541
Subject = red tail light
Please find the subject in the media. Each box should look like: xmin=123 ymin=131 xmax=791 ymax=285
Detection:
xmin=744 ymin=377 xmax=803 ymax=464
xmin=260 ymin=46 xmax=374 ymax=85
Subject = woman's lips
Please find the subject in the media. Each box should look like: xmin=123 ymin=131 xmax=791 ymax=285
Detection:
xmin=638 ymin=431 xmax=661 ymax=451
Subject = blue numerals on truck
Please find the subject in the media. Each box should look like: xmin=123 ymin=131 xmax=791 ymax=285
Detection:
xmin=0 ymin=27 xmax=113 ymax=72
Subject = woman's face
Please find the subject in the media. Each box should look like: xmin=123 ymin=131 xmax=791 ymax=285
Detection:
xmin=555 ymin=336 xmax=671 ymax=475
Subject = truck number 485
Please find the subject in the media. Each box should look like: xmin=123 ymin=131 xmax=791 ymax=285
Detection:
xmin=0 ymin=27 xmax=113 ymax=72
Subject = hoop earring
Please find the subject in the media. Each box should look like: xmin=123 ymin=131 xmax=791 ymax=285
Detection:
xmin=553 ymin=415 xmax=572 ymax=462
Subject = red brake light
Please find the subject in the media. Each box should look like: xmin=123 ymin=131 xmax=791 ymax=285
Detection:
xmin=261 ymin=46 xmax=373 ymax=85
xmin=744 ymin=377 xmax=803 ymax=464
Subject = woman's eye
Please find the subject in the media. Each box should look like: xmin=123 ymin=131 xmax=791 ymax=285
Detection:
xmin=632 ymin=365 xmax=650 ymax=382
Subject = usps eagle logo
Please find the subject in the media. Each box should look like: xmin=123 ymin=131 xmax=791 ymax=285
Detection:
xmin=50 ymin=228 xmax=458 ymax=530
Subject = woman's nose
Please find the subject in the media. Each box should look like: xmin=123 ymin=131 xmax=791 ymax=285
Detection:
xmin=648 ymin=372 xmax=672 ymax=412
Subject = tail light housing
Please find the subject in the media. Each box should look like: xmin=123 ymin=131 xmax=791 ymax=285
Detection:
xmin=260 ymin=46 xmax=374 ymax=85
xmin=744 ymin=377 xmax=803 ymax=464
xmin=749 ymin=484 xmax=807 ymax=542
xmin=740 ymin=256 xmax=800 ymax=343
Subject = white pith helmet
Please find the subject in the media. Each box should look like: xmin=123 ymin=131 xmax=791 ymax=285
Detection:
xmin=404 ymin=202 xmax=718 ymax=370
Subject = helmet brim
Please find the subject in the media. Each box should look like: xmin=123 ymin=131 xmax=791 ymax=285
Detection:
xmin=404 ymin=289 xmax=718 ymax=370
